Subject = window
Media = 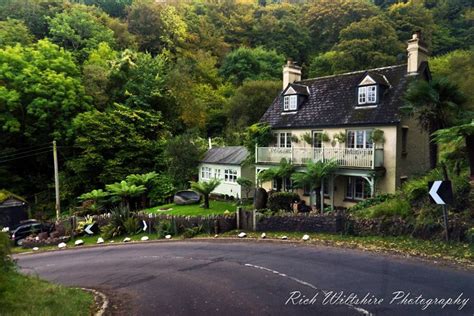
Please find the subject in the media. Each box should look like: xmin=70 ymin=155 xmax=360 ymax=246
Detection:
xmin=201 ymin=166 xmax=211 ymax=179
xmin=224 ymin=169 xmax=237 ymax=183
xmin=278 ymin=132 xmax=292 ymax=148
xmin=283 ymin=95 xmax=297 ymax=111
xmin=346 ymin=130 xmax=373 ymax=149
xmin=402 ymin=127 xmax=408 ymax=155
xmin=346 ymin=177 xmax=371 ymax=200
xmin=312 ymin=131 xmax=323 ymax=148
xmin=323 ymin=178 xmax=330 ymax=196
xmin=358 ymin=85 xmax=377 ymax=105
xmin=214 ymin=169 xmax=221 ymax=179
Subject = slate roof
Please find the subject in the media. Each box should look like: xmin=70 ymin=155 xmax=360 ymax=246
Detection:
xmin=260 ymin=64 xmax=416 ymax=129
xmin=285 ymin=83 xmax=309 ymax=95
xmin=201 ymin=146 xmax=249 ymax=166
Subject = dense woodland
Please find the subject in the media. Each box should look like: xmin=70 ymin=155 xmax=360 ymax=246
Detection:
xmin=0 ymin=0 xmax=472 ymax=215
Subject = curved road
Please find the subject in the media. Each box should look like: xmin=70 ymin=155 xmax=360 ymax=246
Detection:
xmin=16 ymin=240 xmax=473 ymax=316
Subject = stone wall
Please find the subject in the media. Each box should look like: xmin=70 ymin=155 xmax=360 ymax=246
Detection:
xmin=256 ymin=213 xmax=343 ymax=233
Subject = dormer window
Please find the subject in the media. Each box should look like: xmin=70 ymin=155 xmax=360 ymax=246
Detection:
xmin=284 ymin=95 xmax=298 ymax=111
xmin=358 ymin=85 xmax=377 ymax=105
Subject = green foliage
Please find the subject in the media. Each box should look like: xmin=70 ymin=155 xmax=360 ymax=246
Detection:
xmin=220 ymin=46 xmax=285 ymax=85
xmin=349 ymin=194 xmax=395 ymax=212
xmin=0 ymin=18 xmax=34 ymax=47
xmin=237 ymin=176 xmax=253 ymax=200
xmin=78 ymin=189 xmax=109 ymax=202
xmin=47 ymin=4 xmax=116 ymax=61
xmin=101 ymin=206 xmax=134 ymax=239
xmin=291 ymin=160 xmax=338 ymax=191
xmin=0 ymin=232 xmax=12 ymax=271
xmin=334 ymin=132 xmax=346 ymax=144
xmin=190 ymin=179 xmax=221 ymax=209
xmin=401 ymin=169 xmax=442 ymax=202
xmin=157 ymin=219 xmax=176 ymax=238
xmin=268 ymin=192 xmax=300 ymax=212
xmin=148 ymin=174 xmax=175 ymax=205
xmin=183 ymin=225 xmax=203 ymax=239
xmin=258 ymin=159 xmax=296 ymax=186
xmin=123 ymin=217 xmax=140 ymax=235
xmin=358 ymin=198 xmax=412 ymax=219
xmin=371 ymin=129 xmax=385 ymax=144
xmin=106 ymin=180 xmax=146 ymax=207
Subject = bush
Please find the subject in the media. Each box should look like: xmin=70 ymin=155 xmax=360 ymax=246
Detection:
xmin=401 ymin=169 xmax=441 ymax=202
xmin=268 ymin=192 xmax=300 ymax=212
xmin=149 ymin=174 xmax=175 ymax=205
xmin=123 ymin=217 xmax=140 ymax=235
xmin=157 ymin=219 xmax=177 ymax=238
xmin=0 ymin=232 xmax=12 ymax=271
xmin=183 ymin=225 xmax=203 ymax=239
xmin=101 ymin=207 xmax=135 ymax=239
xmin=358 ymin=199 xmax=412 ymax=219
xmin=349 ymin=194 xmax=395 ymax=212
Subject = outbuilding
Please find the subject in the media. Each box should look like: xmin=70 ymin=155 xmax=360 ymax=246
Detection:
xmin=198 ymin=146 xmax=255 ymax=200
xmin=0 ymin=190 xmax=29 ymax=229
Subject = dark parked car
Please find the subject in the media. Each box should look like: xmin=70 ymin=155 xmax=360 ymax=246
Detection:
xmin=9 ymin=220 xmax=52 ymax=246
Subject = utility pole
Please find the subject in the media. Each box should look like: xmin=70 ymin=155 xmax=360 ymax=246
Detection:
xmin=53 ymin=141 xmax=60 ymax=222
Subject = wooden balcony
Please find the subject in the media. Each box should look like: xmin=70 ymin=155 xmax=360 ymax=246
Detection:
xmin=256 ymin=147 xmax=384 ymax=169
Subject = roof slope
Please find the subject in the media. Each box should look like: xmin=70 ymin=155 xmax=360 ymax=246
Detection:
xmin=201 ymin=146 xmax=249 ymax=165
xmin=260 ymin=64 xmax=413 ymax=129
xmin=0 ymin=190 xmax=27 ymax=204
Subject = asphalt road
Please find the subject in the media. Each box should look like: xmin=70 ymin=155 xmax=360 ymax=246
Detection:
xmin=16 ymin=240 xmax=474 ymax=316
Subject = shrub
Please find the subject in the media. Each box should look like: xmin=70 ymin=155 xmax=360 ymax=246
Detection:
xmin=183 ymin=225 xmax=203 ymax=239
xmin=349 ymin=194 xmax=395 ymax=212
xmin=101 ymin=207 xmax=134 ymax=239
xmin=148 ymin=174 xmax=175 ymax=205
xmin=401 ymin=169 xmax=441 ymax=202
xmin=0 ymin=232 xmax=12 ymax=271
xmin=358 ymin=198 xmax=412 ymax=219
xmin=268 ymin=192 xmax=300 ymax=212
xmin=123 ymin=217 xmax=140 ymax=235
xmin=157 ymin=219 xmax=176 ymax=238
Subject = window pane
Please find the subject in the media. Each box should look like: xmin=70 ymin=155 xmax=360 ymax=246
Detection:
xmin=313 ymin=132 xmax=322 ymax=148
xmin=356 ymin=131 xmax=364 ymax=148
xmin=286 ymin=133 xmax=292 ymax=148
xmin=280 ymin=133 xmax=285 ymax=147
xmin=346 ymin=177 xmax=353 ymax=198
xmin=355 ymin=178 xmax=364 ymax=199
xmin=366 ymin=131 xmax=373 ymax=148
xmin=289 ymin=96 xmax=297 ymax=110
xmin=368 ymin=86 xmax=376 ymax=103
xmin=358 ymin=87 xmax=366 ymax=104
xmin=284 ymin=96 xmax=289 ymax=110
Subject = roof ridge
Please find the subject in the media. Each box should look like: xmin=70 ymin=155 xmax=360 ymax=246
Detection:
xmin=297 ymin=64 xmax=406 ymax=83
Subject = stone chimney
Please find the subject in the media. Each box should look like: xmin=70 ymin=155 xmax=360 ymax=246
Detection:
xmin=282 ymin=59 xmax=302 ymax=89
xmin=407 ymin=31 xmax=429 ymax=75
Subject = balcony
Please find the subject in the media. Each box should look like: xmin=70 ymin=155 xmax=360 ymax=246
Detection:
xmin=256 ymin=147 xmax=384 ymax=169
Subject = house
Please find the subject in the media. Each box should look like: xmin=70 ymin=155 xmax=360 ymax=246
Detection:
xmin=199 ymin=146 xmax=255 ymax=199
xmin=0 ymin=190 xmax=29 ymax=228
xmin=256 ymin=32 xmax=431 ymax=209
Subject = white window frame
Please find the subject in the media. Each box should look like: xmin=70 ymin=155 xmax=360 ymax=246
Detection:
xmin=346 ymin=130 xmax=373 ymax=149
xmin=358 ymin=85 xmax=377 ymax=105
xmin=224 ymin=169 xmax=237 ymax=183
xmin=283 ymin=95 xmax=298 ymax=111
xmin=201 ymin=166 xmax=212 ymax=180
xmin=277 ymin=132 xmax=292 ymax=148
xmin=214 ymin=169 xmax=221 ymax=179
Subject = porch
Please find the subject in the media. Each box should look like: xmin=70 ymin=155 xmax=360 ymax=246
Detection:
xmin=256 ymin=146 xmax=384 ymax=169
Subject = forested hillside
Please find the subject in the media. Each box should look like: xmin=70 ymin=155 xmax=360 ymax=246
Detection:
xmin=0 ymin=0 xmax=472 ymax=214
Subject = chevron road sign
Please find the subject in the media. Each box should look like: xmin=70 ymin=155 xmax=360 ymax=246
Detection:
xmin=428 ymin=181 xmax=453 ymax=205
xmin=142 ymin=220 xmax=147 ymax=232
xmin=85 ymin=224 xmax=94 ymax=235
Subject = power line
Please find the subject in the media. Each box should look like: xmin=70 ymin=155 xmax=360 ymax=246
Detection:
xmin=0 ymin=146 xmax=52 ymax=160
xmin=0 ymin=149 xmax=52 ymax=164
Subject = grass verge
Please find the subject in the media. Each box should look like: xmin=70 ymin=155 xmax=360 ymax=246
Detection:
xmin=217 ymin=230 xmax=474 ymax=268
xmin=0 ymin=271 xmax=93 ymax=316
xmin=145 ymin=200 xmax=237 ymax=216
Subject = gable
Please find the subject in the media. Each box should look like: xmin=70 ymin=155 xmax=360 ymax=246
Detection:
xmin=359 ymin=75 xmax=376 ymax=86
xmin=284 ymin=87 xmax=296 ymax=95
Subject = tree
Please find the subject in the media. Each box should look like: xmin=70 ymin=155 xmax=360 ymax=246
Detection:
xmin=402 ymin=78 xmax=467 ymax=169
xmin=291 ymin=160 xmax=338 ymax=212
xmin=226 ymin=80 xmax=281 ymax=130
xmin=79 ymin=0 xmax=132 ymax=18
xmin=219 ymin=46 xmax=285 ymax=85
xmin=127 ymin=1 xmax=187 ymax=55
xmin=65 ymin=104 xmax=166 ymax=199
xmin=126 ymin=171 xmax=159 ymax=207
xmin=309 ymin=16 xmax=403 ymax=76
xmin=190 ymin=179 xmax=221 ymax=209
xmin=258 ymin=159 xmax=295 ymax=192
xmin=0 ymin=18 xmax=34 ymax=47
xmin=242 ymin=123 xmax=274 ymax=163
xmin=47 ymin=4 xmax=116 ymax=61
xmin=237 ymin=177 xmax=253 ymax=200
xmin=304 ymin=0 xmax=380 ymax=53
xmin=106 ymin=180 xmax=146 ymax=210
xmin=163 ymin=133 xmax=207 ymax=189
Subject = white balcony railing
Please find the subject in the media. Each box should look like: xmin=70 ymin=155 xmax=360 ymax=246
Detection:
xmin=256 ymin=147 xmax=384 ymax=169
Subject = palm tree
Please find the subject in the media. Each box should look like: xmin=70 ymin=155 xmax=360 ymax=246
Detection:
xmin=126 ymin=172 xmax=159 ymax=207
xmin=402 ymin=78 xmax=466 ymax=169
xmin=291 ymin=160 xmax=338 ymax=212
xmin=190 ymin=179 xmax=221 ymax=209
xmin=106 ymin=180 xmax=146 ymax=210
xmin=258 ymin=159 xmax=295 ymax=191
xmin=78 ymin=189 xmax=109 ymax=204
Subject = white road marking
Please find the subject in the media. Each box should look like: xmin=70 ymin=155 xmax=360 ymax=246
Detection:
xmin=244 ymin=263 xmax=372 ymax=315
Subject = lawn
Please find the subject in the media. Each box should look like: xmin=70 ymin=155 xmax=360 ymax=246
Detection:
xmin=145 ymin=200 xmax=238 ymax=216
xmin=0 ymin=271 xmax=93 ymax=316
